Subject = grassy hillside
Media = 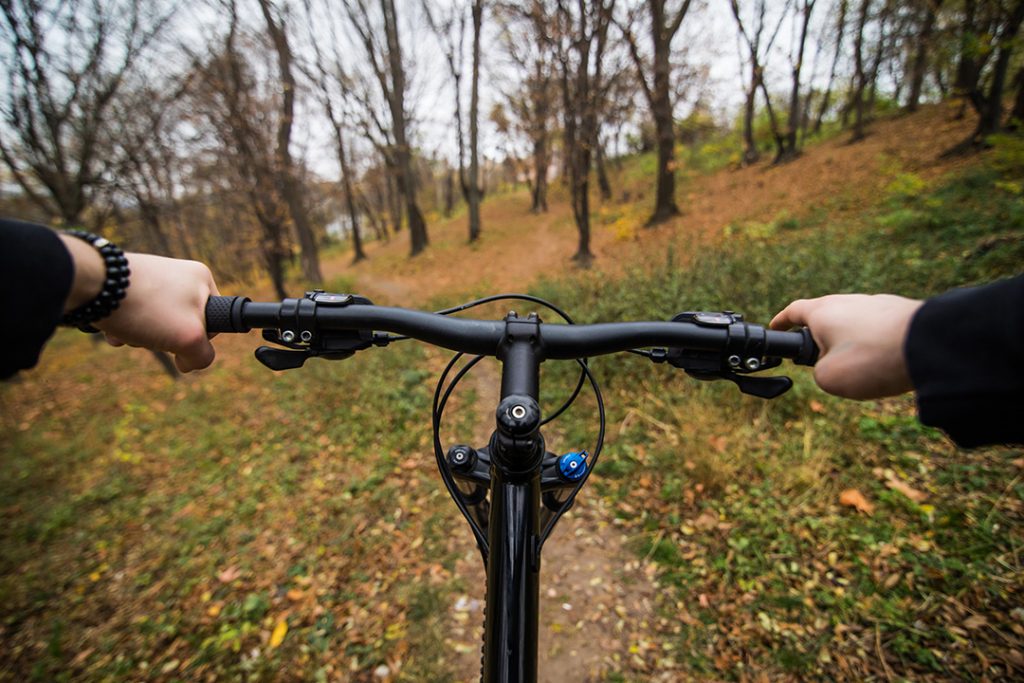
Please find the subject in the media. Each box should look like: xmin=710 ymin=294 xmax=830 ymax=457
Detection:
xmin=2 ymin=105 xmax=1023 ymax=682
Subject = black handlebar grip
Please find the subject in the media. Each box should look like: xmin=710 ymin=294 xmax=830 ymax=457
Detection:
xmin=794 ymin=327 xmax=819 ymax=366
xmin=206 ymin=295 xmax=251 ymax=333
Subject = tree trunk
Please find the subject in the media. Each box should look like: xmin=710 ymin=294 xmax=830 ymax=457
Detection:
xmin=139 ymin=201 xmax=173 ymax=255
xmin=386 ymin=168 xmax=402 ymax=234
xmin=646 ymin=9 xmax=681 ymax=225
xmin=974 ymin=0 xmax=1024 ymax=139
xmin=531 ymin=131 xmax=549 ymax=212
xmin=260 ymin=216 xmax=289 ymax=299
xmin=529 ymin=57 xmax=550 ymax=213
xmin=781 ymin=0 xmax=815 ymax=161
xmin=814 ymin=0 xmax=848 ymax=134
xmin=742 ymin=70 xmax=760 ymax=164
xmin=334 ymin=123 xmax=366 ymax=263
xmin=1010 ymin=68 xmax=1024 ymax=128
xmin=259 ymin=0 xmax=322 ymax=284
xmin=907 ymin=0 xmax=941 ymax=112
xmin=466 ymin=0 xmax=483 ymax=242
xmin=595 ymin=135 xmax=612 ymax=201
xmin=953 ymin=0 xmax=980 ymax=99
xmin=443 ymin=167 xmax=455 ymax=216
xmin=381 ymin=0 xmax=428 ymax=256
xmin=850 ymin=0 xmax=871 ymax=141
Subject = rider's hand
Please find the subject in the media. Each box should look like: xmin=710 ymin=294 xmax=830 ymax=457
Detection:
xmin=770 ymin=294 xmax=923 ymax=399
xmin=60 ymin=239 xmax=221 ymax=372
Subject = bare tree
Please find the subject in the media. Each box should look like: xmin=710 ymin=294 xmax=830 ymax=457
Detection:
xmin=729 ymin=0 xmax=791 ymax=163
xmin=304 ymin=0 xmax=367 ymax=263
xmin=344 ymin=0 xmax=429 ymax=256
xmin=0 ymin=0 xmax=167 ymax=227
xmin=467 ymin=0 xmax=485 ymax=241
xmin=553 ymin=0 xmax=615 ymax=264
xmin=779 ymin=0 xmax=817 ymax=160
xmin=812 ymin=0 xmax=848 ymax=134
xmin=906 ymin=0 xmax=943 ymax=111
xmin=424 ymin=0 xmax=485 ymax=242
xmin=618 ymin=0 xmax=694 ymax=225
xmin=258 ymin=0 xmax=323 ymax=283
xmin=189 ymin=1 xmax=290 ymax=298
xmin=495 ymin=2 xmax=557 ymax=213
xmin=107 ymin=80 xmax=188 ymax=256
xmin=955 ymin=0 xmax=1024 ymax=145
xmin=849 ymin=0 xmax=873 ymax=140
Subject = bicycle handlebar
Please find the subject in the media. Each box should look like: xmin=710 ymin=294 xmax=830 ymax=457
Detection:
xmin=205 ymin=294 xmax=818 ymax=365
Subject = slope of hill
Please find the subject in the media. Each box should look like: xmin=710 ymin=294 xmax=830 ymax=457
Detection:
xmin=330 ymin=103 xmax=978 ymax=306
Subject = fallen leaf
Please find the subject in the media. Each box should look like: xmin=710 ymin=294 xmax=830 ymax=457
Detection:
xmin=694 ymin=511 xmax=718 ymax=530
xmin=286 ymin=589 xmax=304 ymax=602
xmin=839 ymin=489 xmax=874 ymax=515
xmin=269 ymin=619 xmax=288 ymax=648
xmin=217 ymin=566 xmax=241 ymax=583
xmin=809 ymin=400 xmax=825 ymax=413
xmin=885 ymin=478 xmax=927 ymax=503
xmin=963 ymin=615 xmax=988 ymax=630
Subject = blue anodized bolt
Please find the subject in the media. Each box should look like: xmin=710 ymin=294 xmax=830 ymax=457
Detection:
xmin=557 ymin=450 xmax=589 ymax=482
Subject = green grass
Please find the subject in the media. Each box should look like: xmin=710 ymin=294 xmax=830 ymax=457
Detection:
xmin=528 ymin=153 xmax=1024 ymax=680
xmin=2 ymin=135 xmax=1023 ymax=681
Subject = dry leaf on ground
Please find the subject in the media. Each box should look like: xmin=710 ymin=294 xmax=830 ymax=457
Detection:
xmin=839 ymin=489 xmax=874 ymax=515
xmin=885 ymin=478 xmax=927 ymax=503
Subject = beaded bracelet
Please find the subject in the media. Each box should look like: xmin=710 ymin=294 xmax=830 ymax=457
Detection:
xmin=60 ymin=229 xmax=131 ymax=333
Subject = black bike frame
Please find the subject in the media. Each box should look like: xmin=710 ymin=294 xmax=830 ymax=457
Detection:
xmin=483 ymin=314 xmax=544 ymax=681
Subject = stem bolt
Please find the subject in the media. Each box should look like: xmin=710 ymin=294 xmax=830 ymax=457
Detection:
xmin=745 ymin=357 xmax=761 ymax=371
xmin=728 ymin=355 xmax=742 ymax=368
xmin=510 ymin=404 xmax=527 ymax=420
xmin=281 ymin=330 xmax=296 ymax=343
xmin=300 ymin=330 xmax=313 ymax=342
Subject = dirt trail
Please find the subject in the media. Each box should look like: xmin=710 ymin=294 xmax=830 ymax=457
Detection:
xmin=432 ymin=357 xmax=666 ymax=683
xmin=318 ymin=104 xmax=979 ymax=681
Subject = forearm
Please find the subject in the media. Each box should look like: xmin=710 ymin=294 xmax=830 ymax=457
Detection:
xmin=906 ymin=275 xmax=1024 ymax=448
xmin=0 ymin=219 xmax=74 ymax=379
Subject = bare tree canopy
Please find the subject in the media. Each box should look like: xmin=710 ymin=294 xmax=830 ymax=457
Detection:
xmin=0 ymin=0 xmax=168 ymax=226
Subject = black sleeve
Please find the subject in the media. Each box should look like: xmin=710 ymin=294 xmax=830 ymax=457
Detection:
xmin=905 ymin=274 xmax=1024 ymax=448
xmin=0 ymin=218 xmax=74 ymax=380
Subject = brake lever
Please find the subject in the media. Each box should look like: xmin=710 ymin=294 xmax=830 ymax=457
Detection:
xmin=655 ymin=310 xmax=796 ymax=399
xmin=687 ymin=369 xmax=793 ymax=398
xmin=254 ymin=290 xmax=375 ymax=371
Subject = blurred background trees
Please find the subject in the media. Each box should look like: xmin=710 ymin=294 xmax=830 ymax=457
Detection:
xmin=2 ymin=0 xmax=1023 ymax=279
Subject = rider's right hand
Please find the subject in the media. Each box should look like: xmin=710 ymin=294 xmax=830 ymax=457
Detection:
xmin=770 ymin=294 xmax=923 ymax=400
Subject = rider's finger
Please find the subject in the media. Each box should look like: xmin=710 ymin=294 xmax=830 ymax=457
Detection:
xmin=770 ymin=298 xmax=816 ymax=330
xmin=173 ymin=328 xmax=217 ymax=373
